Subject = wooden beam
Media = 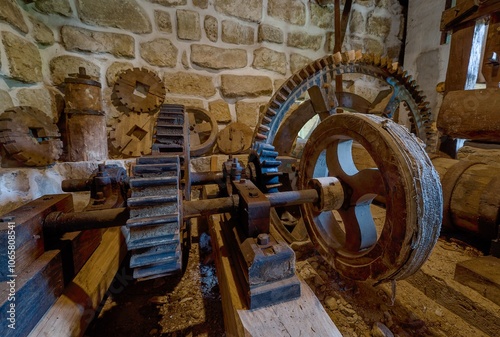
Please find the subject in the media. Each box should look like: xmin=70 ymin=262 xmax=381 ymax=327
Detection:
xmin=0 ymin=194 xmax=73 ymax=282
xmin=27 ymin=227 xmax=126 ymax=337
xmin=454 ymin=256 xmax=500 ymax=306
xmin=438 ymin=88 xmax=500 ymax=141
xmin=208 ymin=214 xmax=342 ymax=337
xmin=444 ymin=21 xmax=476 ymax=91
xmin=483 ymin=12 xmax=500 ymax=88
xmin=0 ymin=250 xmax=64 ymax=337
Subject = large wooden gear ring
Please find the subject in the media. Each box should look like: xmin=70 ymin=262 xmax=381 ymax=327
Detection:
xmin=113 ymin=68 xmax=166 ymax=113
xmin=0 ymin=106 xmax=62 ymax=166
xmin=298 ymin=113 xmax=442 ymax=283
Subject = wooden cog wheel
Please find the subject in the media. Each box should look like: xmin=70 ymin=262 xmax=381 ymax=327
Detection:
xmin=298 ymin=113 xmax=442 ymax=283
xmin=186 ymin=107 xmax=217 ymax=157
xmin=216 ymin=122 xmax=253 ymax=155
xmin=113 ymin=68 xmax=166 ymax=113
xmin=0 ymin=106 xmax=62 ymax=167
xmin=110 ymin=113 xmax=156 ymax=157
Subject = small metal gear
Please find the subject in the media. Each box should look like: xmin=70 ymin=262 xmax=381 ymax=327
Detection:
xmin=0 ymin=106 xmax=62 ymax=167
xmin=247 ymin=143 xmax=282 ymax=193
xmin=113 ymin=68 xmax=166 ymax=113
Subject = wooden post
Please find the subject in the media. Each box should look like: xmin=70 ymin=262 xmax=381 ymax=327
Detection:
xmin=483 ymin=12 xmax=500 ymax=87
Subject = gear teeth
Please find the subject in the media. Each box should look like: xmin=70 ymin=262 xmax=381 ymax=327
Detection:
xmin=333 ymin=52 xmax=343 ymax=64
xmin=251 ymin=50 xmax=436 ymax=156
xmin=249 ymin=143 xmax=283 ymax=193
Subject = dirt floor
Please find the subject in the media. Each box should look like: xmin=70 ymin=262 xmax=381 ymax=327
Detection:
xmin=85 ymin=219 xmax=499 ymax=337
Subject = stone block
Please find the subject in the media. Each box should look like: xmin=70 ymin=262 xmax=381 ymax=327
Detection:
xmin=164 ymin=72 xmax=216 ymax=98
xmin=34 ymin=0 xmax=73 ymax=17
xmin=106 ymin=62 xmax=134 ymax=86
xmin=181 ymin=51 xmax=189 ymax=69
xmin=287 ymin=32 xmax=323 ymax=50
xmin=16 ymin=87 xmax=60 ymax=121
xmin=146 ymin=0 xmax=187 ymax=6
xmin=0 ymin=0 xmax=28 ymax=33
xmin=61 ymin=26 xmax=135 ymax=58
xmin=0 ymin=90 xmax=13 ymax=113
xmin=290 ymin=53 xmax=313 ymax=74
xmin=191 ymin=44 xmax=246 ymax=70
xmin=310 ymin=3 xmax=334 ymax=29
xmin=221 ymin=20 xmax=254 ymax=45
xmin=177 ymin=9 xmax=201 ymax=41
xmin=76 ymin=0 xmax=152 ymax=34
xmin=140 ymin=38 xmax=178 ymax=67
xmin=154 ymin=10 xmax=172 ymax=33
xmin=193 ymin=0 xmax=208 ymax=9
xmin=356 ymin=0 xmax=375 ymax=6
xmin=364 ymin=37 xmax=384 ymax=55
xmin=252 ymin=47 xmax=286 ymax=75
xmin=215 ymin=0 xmax=262 ymax=22
xmin=258 ymin=24 xmax=283 ymax=44
xmin=367 ymin=13 xmax=392 ymax=40
xmin=2 ymin=32 xmax=42 ymax=83
xmin=204 ymin=15 xmax=218 ymax=42
xmin=190 ymin=156 xmax=212 ymax=172
xmin=164 ymin=97 xmax=204 ymax=109
xmin=350 ymin=8 xmax=366 ymax=35
xmin=209 ymin=100 xmax=232 ymax=123
xmin=221 ymin=75 xmax=272 ymax=99
xmin=235 ymin=101 xmax=266 ymax=129
xmin=29 ymin=15 xmax=54 ymax=45
xmin=49 ymin=55 xmax=100 ymax=86
xmin=268 ymin=0 xmax=305 ymax=26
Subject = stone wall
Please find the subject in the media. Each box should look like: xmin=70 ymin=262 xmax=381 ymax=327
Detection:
xmin=0 ymin=0 xmax=404 ymax=214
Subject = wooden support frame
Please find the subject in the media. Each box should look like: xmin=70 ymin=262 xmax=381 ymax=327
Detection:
xmin=208 ymin=214 xmax=342 ymax=337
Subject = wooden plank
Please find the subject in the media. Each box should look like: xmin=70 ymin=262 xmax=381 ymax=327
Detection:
xmin=208 ymin=214 xmax=342 ymax=337
xmin=438 ymin=88 xmax=500 ymax=142
xmin=0 ymin=250 xmax=64 ymax=337
xmin=58 ymin=229 xmax=102 ymax=283
xmin=0 ymin=194 xmax=74 ymax=282
xmin=483 ymin=12 xmax=500 ymax=88
xmin=441 ymin=0 xmax=479 ymax=30
xmin=444 ymin=21 xmax=476 ymax=91
xmin=27 ymin=227 xmax=126 ymax=337
xmin=454 ymin=256 xmax=500 ymax=306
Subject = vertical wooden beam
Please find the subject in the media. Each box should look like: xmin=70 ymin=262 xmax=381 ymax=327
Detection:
xmin=445 ymin=21 xmax=477 ymax=91
xmin=483 ymin=12 xmax=500 ymax=87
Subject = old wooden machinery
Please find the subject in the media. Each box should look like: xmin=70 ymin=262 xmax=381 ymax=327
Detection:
xmin=61 ymin=67 xmax=107 ymax=162
xmin=0 ymin=106 xmax=62 ymax=167
xmin=252 ymin=51 xmax=500 ymax=257
xmin=1 ymin=101 xmax=444 ymax=319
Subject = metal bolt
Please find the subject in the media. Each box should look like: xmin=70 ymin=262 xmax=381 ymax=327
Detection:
xmin=249 ymin=191 xmax=258 ymax=197
xmin=257 ymin=233 xmax=270 ymax=245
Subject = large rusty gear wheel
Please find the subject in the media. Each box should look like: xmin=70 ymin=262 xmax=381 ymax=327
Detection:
xmin=254 ymin=51 xmax=437 ymax=155
xmin=0 ymin=106 xmax=62 ymax=166
xmin=298 ymin=113 xmax=442 ymax=283
xmin=113 ymin=68 xmax=166 ymax=113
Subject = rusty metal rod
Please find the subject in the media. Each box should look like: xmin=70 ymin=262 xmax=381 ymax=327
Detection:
xmin=190 ymin=171 xmax=224 ymax=185
xmin=44 ymin=207 xmax=129 ymax=233
xmin=266 ymin=189 xmax=318 ymax=208
xmin=44 ymin=189 xmax=319 ymax=231
xmin=183 ymin=189 xmax=319 ymax=219
xmin=62 ymin=178 xmax=92 ymax=192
